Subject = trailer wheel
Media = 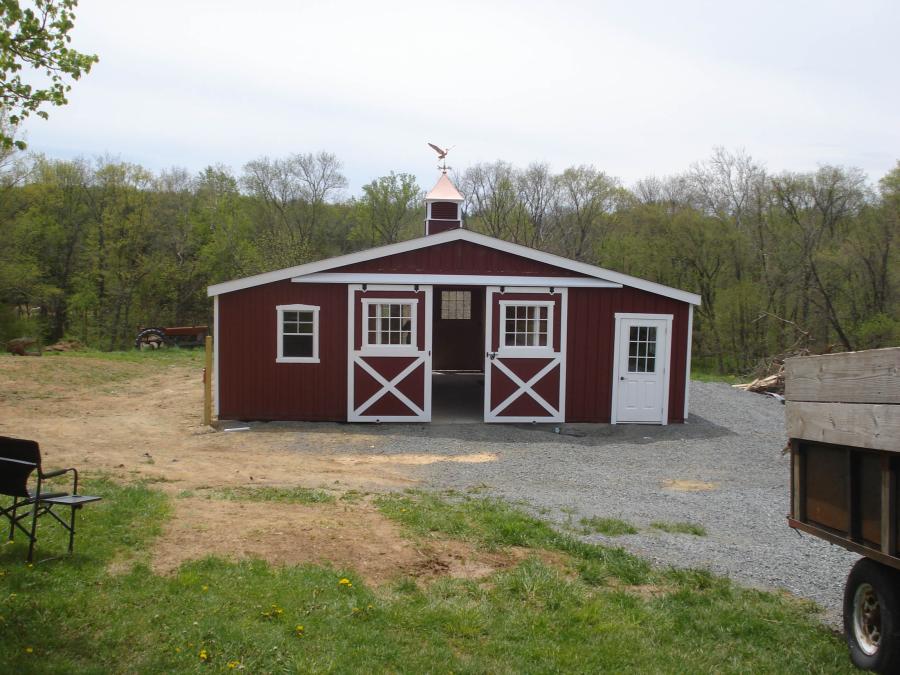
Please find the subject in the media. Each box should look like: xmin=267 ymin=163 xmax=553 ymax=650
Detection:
xmin=843 ymin=558 xmax=900 ymax=673
xmin=135 ymin=328 xmax=167 ymax=350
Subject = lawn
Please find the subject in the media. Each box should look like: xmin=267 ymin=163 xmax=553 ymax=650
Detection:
xmin=0 ymin=481 xmax=854 ymax=674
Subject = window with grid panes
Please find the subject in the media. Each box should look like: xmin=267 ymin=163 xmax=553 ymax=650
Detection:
xmin=627 ymin=325 xmax=657 ymax=372
xmin=366 ymin=303 xmax=414 ymax=345
xmin=277 ymin=305 xmax=319 ymax=362
xmin=440 ymin=290 xmax=471 ymax=319
xmin=503 ymin=304 xmax=550 ymax=347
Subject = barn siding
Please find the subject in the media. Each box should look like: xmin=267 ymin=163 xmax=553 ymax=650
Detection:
xmin=217 ymin=280 xmax=347 ymax=421
xmin=330 ymin=239 xmax=590 ymax=277
xmin=565 ymin=287 xmax=689 ymax=424
xmin=216 ymin=244 xmax=692 ymax=424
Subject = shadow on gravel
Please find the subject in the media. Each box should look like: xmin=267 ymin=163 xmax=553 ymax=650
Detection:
xmin=221 ymin=413 xmax=734 ymax=448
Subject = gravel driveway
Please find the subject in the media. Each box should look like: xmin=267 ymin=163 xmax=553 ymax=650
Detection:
xmin=295 ymin=380 xmax=857 ymax=626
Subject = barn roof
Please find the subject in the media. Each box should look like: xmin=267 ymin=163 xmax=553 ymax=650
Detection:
xmin=207 ymin=228 xmax=701 ymax=305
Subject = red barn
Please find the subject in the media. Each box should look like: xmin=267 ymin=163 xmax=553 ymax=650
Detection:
xmin=208 ymin=173 xmax=701 ymax=425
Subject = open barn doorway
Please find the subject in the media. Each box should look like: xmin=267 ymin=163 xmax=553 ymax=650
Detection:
xmin=431 ymin=286 xmax=485 ymax=422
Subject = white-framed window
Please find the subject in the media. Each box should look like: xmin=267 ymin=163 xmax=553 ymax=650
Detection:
xmin=499 ymin=301 xmax=554 ymax=352
xmin=363 ymin=300 xmax=417 ymax=347
xmin=441 ymin=290 xmax=471 ymax=320
xmin=276 ymin=304 xmax=320 ymax=363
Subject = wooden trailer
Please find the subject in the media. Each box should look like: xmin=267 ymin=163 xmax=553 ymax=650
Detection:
xmin=786 ymin=347 xmax=900 ymax=673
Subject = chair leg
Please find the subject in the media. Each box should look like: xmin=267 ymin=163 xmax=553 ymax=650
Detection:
xmin=68 ymin=506 xmax=77 ymax=554
xmin=8 ymin=498 xmax=16 ymax=541
xmin=26 ymin=500 xmax=39 ymax=563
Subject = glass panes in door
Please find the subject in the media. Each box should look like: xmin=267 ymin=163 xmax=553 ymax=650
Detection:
xmin=627 ymin=325 xmax=657 ymax=373
xmin=367 ymin=303 xmax=413 ymax=345
xmin=503 ymin=304 xmax=549 ymax=347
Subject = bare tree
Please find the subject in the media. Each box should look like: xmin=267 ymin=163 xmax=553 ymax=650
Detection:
xmin=241 ymin=151 xmax=347 ymax=249
xmin=553 ymin=165 xmax=620 ymax=261
xmin=772 ymin=166 xmax=868 ymax=350
xmin=516 ymin=162 xmax=558 ymax=248
xmin=461 ymin=161 xmax=520 ymax=240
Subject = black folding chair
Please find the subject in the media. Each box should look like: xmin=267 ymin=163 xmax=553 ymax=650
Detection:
xmin=0 ymin=436 xmax=101 ymax=563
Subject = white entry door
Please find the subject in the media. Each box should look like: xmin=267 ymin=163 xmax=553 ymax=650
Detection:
xmin=612 ymin=314 xmax=671 ymax=424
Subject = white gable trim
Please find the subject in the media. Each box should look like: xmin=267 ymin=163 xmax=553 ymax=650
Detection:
xmin=207 ymin=228 xmax=701 ymax=305
xmin=292 ymin=273 xmax=621 ymax=288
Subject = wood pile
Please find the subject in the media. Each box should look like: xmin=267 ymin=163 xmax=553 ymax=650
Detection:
xmin=6 ymin=337 xmax=41 ymax=356
xmin=732 ymin=371 xmax=783 ymax=393
xmin=732 ymin=348 xmax=817 ymax=396
xmin=45 ymin=339 xmax=85 ymax=352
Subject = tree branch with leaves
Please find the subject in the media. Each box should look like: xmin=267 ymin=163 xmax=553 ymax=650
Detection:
xmin=0 ymin=0 xmax=98 ymax=149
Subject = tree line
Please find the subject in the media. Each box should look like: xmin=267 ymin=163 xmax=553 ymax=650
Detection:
xmin=1 ymin=142 xmax=897 ymax=373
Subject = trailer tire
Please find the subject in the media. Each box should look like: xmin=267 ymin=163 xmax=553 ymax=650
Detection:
xmin=135 ymin=328 xmax=167 ymax=350
xmin=843 ymin=558 xmax=900 ymax=673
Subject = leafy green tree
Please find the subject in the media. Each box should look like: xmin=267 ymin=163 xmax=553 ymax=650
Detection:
xmin=354 ymin=172 xmax=420 ymax=245
xmin=0 ymin=0 xmax=98 ymax=149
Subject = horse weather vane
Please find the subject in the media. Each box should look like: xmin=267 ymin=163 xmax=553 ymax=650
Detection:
xmin=427 ymin=142 xmax=454 ymax=173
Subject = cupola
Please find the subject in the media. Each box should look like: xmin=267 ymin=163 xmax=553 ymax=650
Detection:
xmin=424 ymin=172 xmax=464 ymax=235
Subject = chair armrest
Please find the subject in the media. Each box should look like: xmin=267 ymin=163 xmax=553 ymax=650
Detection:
xmin=38 ymin=466 xmax=79 ymax=495
xmin=40 ymin=467 xmax=74 ymax=479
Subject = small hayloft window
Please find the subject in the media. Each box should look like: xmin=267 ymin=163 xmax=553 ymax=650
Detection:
xmin=364 ymin=301 xmax=416 ymax=347
xmin=276 ymin=304 xmax=320 ymax=363
xmin=441 ymin=290 xmax=471 ymax=320
xmin=500 ymin=301 xmax=554 ymax=350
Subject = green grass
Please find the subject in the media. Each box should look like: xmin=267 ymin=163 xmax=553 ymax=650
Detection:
xmin=578 ymin=516 xmax=639 ymax=536
xmin=42 ymin=347 xmax=204 ymax=364
xmin=690 ymin=367 xmax=744 ymax=385
xmin=651 ymin=521 xmax=708 ymax=537
xmin=0 ymin=349 xmax=203 ymax=403
xmin=211 ymin=486 xmax=336 ymax=505
xmin=0 ymin=483 xmax=853 ymax=673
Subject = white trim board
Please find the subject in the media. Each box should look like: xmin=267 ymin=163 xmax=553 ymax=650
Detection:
xmin=213 ymin=294 xmax=220 ymax=418
xmin=293 ymin=273 xmax=621 ymax=288
xmin=684 ymin=304 xmax=693 ymax=421
xmin=208 ymin=228 xmax=700 ymax=305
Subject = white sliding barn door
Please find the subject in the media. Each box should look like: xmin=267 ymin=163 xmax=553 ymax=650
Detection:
xmin=483 ymin=287 xmax=567 ymax=423
xmin=347 ymin=285 xmax=432 ymax=422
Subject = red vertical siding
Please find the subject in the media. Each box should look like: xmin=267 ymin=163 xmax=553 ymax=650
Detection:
xmin=564 ymin=287 xmax=689 ymax=424
xmin=331 ymin=240 xmax=590 ymax=277
xmin=218 ymin=281 xmax=347 ymax=421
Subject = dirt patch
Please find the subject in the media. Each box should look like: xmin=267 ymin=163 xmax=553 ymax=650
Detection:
xmin=2 ymin=355 xmax=564 ymax=585
xmin=661 ymin=479 xmax=718 ymax=492
xmin=0 ymin=356 xmax=419 ymax=492
xmin=606 ymin=578 xmax=670 ymax=599
xmin=149 ymin=497 xmax=543 ymax=585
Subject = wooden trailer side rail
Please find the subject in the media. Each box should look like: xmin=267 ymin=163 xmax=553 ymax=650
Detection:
xmin=786 ymin=347 xmax=900 ymax=569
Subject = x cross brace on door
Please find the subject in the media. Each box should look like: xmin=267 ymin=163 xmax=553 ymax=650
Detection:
xmin=490 ymin=357 xmax=560 ymax=418
xmin=353 ymin=355 xmax=425 ymax=418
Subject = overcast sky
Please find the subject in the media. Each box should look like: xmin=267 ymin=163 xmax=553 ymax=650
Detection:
xmin=19 ymin=0 xmax=900 ymax=193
